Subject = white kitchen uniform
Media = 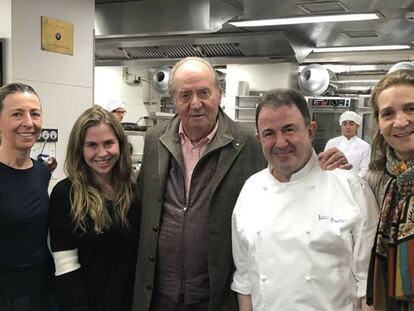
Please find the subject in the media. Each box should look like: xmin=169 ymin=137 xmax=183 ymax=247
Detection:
xmin=231 ymin=152 xmax=379 ymax=311
xmin=325 ymin=136 xmax=371 ymax=177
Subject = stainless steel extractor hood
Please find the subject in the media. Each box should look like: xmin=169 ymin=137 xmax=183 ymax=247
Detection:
xmin=94 ymin=0 xmax=313 ymax=66
xmin=95 ymin=31 xmax=313 ymax=66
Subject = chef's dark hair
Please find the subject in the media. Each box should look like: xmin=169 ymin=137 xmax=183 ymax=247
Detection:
xmin=256 ymin=88 xmax=311 ymax=130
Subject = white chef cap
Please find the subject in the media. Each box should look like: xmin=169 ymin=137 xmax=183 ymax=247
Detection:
xmin=339 ymin=111 xmax=361 ymax=126
xmin=104 ymin=99 xmax=126 ymax=112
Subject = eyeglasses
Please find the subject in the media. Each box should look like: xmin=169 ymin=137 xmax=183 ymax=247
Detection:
xmin=112 ymin=109 xmax=126 ymax=115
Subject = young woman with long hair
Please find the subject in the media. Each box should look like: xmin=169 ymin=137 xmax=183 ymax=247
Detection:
xmin=49 ymin=106 xmax=140 ymax=311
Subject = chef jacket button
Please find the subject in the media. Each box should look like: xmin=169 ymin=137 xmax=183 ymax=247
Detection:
xmin=146 ymin=284 xmax=152 ymax=290
xmin=305 ymin=230 xmax=311 ymax=234
xmin=305 ymin=276 xmax=312 ymax=282
xmin=261 ymin=277 xmax=266 ymax=282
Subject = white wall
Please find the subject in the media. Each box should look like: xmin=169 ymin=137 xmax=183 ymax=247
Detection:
xmin=223 ymin=63 xmax=299 ymax=119
xmin=94 ymin=66 xmax=158 ymax=123
xmin=225 ymin=63 xmax=298 ymax=96
xmin=4 ymin=0 xmax=95 ymax=187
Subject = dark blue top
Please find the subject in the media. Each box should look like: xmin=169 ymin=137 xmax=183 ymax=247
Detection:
xmin=0 ymin=160 xmax=52 ymax=299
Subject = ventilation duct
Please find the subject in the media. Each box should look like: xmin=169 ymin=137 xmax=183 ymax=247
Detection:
xmin=298 ymin=64 xmax=337 ymax=96
xmin=152 ymin=66 xmax=172 ymax=96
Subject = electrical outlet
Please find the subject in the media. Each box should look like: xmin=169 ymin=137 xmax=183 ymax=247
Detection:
xmin=38 ymin=128 xmax=58 ymax=142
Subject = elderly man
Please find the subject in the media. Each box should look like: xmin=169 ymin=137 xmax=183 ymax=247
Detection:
xmin=231 ymin=89 xmax=379 ymax=311
xmin=325 ymin=110 xmax=371 ymax=177
xmin=132 ymin=57 xmax=350 ymax=311
xmin=132 ymin=57 xmax=266 ymax=311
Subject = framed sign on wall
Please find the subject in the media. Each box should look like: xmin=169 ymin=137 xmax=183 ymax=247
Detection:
xmin=41 ymin=16 xmax=74 ymax=56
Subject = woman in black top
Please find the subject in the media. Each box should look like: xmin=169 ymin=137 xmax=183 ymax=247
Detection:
xmin=0 ymin=83 xmax=54 ymax=311
xmin=49 ymin=106 xmax=140 ymax=311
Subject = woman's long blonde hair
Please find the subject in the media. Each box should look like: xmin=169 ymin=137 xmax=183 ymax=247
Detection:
xmin=369 ymin=69 xmax=414 ymax=171
xmin=65 ymin=106 xmax=134 ymax=233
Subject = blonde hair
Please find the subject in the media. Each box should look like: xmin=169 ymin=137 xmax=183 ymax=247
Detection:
xmin=65 ymin=106 xmax=134 ymax=233
xmin=369 ymin=69 xmax=414 ymax=171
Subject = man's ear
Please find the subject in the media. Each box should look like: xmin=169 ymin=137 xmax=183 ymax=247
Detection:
xmin=308 ymin=121 xmax=318 ymax=142
xmin=255 ymin=131 xmax=260 ymax=141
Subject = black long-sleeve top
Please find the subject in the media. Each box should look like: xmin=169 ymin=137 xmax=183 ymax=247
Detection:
xmin=49 ymin=178 xmax=140 ymax=311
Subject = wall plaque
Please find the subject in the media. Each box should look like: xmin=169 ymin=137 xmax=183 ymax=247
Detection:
xmin=41 ymin=16 xmax=73 ymax=55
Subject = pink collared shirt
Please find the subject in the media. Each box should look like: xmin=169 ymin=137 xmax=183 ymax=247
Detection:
xmin=179 ymin=121 xmax=219 ymax=199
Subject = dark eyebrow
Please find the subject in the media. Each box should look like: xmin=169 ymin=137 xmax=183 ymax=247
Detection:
xmin=282 ymin=123 xmax=295 ymax=129
xmin=403 ymin=102 xmax=414 ymax=107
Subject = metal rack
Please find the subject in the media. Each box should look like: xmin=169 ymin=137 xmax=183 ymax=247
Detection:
xmin=234 ymin=96 xmax=260 ymax=124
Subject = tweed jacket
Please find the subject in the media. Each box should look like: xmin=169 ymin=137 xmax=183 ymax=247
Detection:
xmin=132 ymin=109 xmax=266 ymax=311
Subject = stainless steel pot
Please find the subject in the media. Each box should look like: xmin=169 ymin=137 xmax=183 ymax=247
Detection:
xmin=298 ymin=64 xmax=337 ymax=96
xmin=152 ymin=66 xmax=171 ymax=95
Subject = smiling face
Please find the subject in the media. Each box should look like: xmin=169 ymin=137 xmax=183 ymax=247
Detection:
xmin=82 ymin=123 xmax=120 ymax=183
xmin=377 ymin=84 xmax=414 ymax=161
xmin=257 ymin=104 xmax=316 ymax=182
xmin=341 ymin=120 xmax=358 ymax=139
xmin=172 ymin=60 xmax=221 ymax=142
xmin=0 ymin=92 xmax=42 ymax=152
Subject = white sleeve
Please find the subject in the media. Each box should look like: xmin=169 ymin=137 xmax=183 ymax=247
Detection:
xmin=351 ymin=179 xmax=379 ymax=298
xmin=358 ymin=144 xmax=371 ymax=178
xmin=324 ymin=138 xmax=335 ymax=151
xmin=231 ymin=191 xmax=252 ymax=295
xmin=52 ymin=249 xmax=81 ymax=276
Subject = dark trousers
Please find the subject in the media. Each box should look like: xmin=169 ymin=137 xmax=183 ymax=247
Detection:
xmin=0 ymin=293 xmax=54 ymax=311
xmin=150 ymin=291 xmax=209 ymax=311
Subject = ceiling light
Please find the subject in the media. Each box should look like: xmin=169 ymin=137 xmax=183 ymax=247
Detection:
xmin=229 ymin=12 xmax=381 ymax=27
xmin=312 ymin=45 xmax=411 ymax=53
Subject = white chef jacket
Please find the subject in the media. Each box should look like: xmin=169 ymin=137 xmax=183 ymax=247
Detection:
xmin=231 ymin=152 xmax=379 ymax=311
xmin=324 ymin=136 xmax=371 ymax=177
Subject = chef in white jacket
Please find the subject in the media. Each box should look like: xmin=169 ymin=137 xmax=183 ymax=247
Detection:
xmin=231 ymin=89 xmax=378 ymax=311
xmin=324 ymin=111 xmax=371 ymax=177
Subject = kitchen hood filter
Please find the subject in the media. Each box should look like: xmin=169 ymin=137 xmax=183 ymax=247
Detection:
xmin=298 ymin=64 xmax=337 ymax=96
xmin=152 ymin=66 xmax=171 ymax=95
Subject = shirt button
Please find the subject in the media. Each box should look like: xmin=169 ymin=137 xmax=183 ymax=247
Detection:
xmin=148 ymin=256 xmax=155 ymax=262
xmin=305 ymin=230 xmax=311 ymax=234
xmin=261 ymin=277 xmax=266 ymax=282
xmin=152 ymin=225 xmax=159 ymax=232
xmin=305 ymin=276 xmax=312 ymax=282
xmin=146 ymin=284 xmax=152 ymax=290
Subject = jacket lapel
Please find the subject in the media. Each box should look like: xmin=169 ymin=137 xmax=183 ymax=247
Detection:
xmin=206 ymin=111 xmax=245 ymax=196
xmin=158 ymin=117 xmax=183 ymax=192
